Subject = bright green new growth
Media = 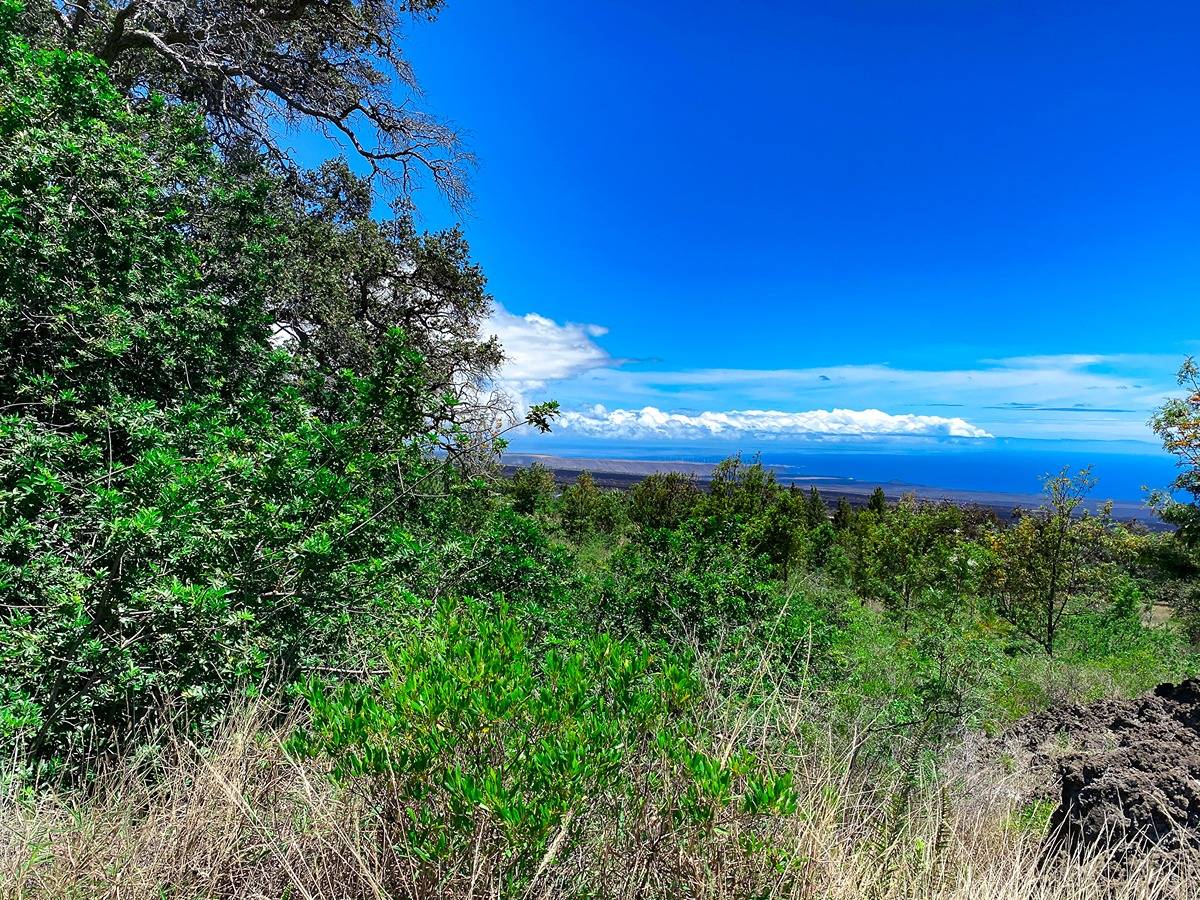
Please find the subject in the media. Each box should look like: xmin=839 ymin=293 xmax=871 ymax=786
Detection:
xmin=290 ymin=600 xmax=794 ymax=892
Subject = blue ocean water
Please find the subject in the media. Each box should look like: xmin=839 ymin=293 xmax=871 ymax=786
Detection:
xmin=508 ymin=437 xmax=1181 ymax=503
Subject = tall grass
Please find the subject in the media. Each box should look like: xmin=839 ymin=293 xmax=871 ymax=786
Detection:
xmin=3 ymin=691 xmax=1194 ymax=900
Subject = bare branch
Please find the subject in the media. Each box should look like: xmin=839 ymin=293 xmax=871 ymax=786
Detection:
xmin=36 ymin=0 xmax=473 ymax=208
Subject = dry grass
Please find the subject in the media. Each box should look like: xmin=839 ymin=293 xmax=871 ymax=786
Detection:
xmin=1 ymin=694 xmax=1194 ymax=900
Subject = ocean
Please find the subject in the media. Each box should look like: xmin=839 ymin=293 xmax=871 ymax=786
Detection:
xmin=506 ymin=436 xmax=1181 ymax=503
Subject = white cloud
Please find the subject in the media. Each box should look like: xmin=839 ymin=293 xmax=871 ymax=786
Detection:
xmin=557 ymin=406 xmax=993 ymax=440
xmin=542 ymin=352 xmax=1181 ymax=442
xmin=484 ymin=305 xmax=611 ymax=406
xmin=474 ymin=306 xmax=1177 ymax=443
xmin=573 ymin=355 xmax=1174 ymax=407
xmin=985 ymin=354 xmax=1109 ymax=369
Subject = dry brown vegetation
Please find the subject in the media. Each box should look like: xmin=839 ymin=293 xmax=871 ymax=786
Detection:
xmin=3 ymin=693 xmax=1195 ymax=900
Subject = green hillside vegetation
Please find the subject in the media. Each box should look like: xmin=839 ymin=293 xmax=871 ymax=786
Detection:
xmin=2 ymin=4 xmax=1200 ymax=896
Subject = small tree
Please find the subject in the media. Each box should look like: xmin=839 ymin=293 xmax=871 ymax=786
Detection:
xmin=1151 ymin=357 xmax=1200 ymax=546
xmin=745 ymin=491 xmax=806 ymax=579
xmin=559 ymin=471 xmax=624 ymax=538
xmin=832 ymin=497 xmax=855 ymax=530
xmin=868 ymin=486 xmax=888 ymax=514
xmin=808 ymin=521 xmax=837 ymax=568
xmin=989 ymin=467 xmax=1104 ymax=655
xmin=704 ymin=454 xmax=779 ymax=522
xmin=508 ymin=464 xmax=557 ymax=516
xmin=842 ymin=496 xmax=981 ymax=626
xmin=802 ymin=486 xmax=828 ymax=529
xmin=628 ymin=471 xmax=700 ymax=530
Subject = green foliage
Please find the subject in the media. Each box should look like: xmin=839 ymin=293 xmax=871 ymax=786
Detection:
xmin=801 ymin=486 xmax=828 ymax=529
xmin=627 ymin=471 xmax=701 ymax=530
xmin=1151 ymin=357 xmax=1200 ymax=545
xmin=0 ymin=15 xmax=264 ymax=421
xmin=987 ymin=468 xmax=1125 ymax=655
xmin=742 ymin=489 xmax=808 ymax=578
xmin=427 ymin=508 xmax=582 ymax=635
xmin=808 ymin=521 xmax=837 ymax=568
xmin=1008 ymin=800 xmax=1056 ymax=836
xmin=0 ymin=13 xmax=490 ymax=772
xmin=558 ymin=471 xmax=625 ymax=539
xmin=290 ymin=600 xmax=793 ymax=894
xmin=486 ymin=452 xmax=1198 ymax=757
xmin=836 ymin=496 xmax=990 ymax=626
xmin=827 ymin=594 xmax=1009 ymax=741
xmin=1138 ymin=533 xmax=1200 ymax=642
xmin=702 ymin=454 xmax=778 ymax=523
xmin=506 ymin=463 xmax=557 ymax=515
xmin=0 ymin=346 xmax=442 ymax=769
xmin=600 ymin=522 xmax=778 ymax=643
xmin=832 ymin=496 xmax=855 ymax=530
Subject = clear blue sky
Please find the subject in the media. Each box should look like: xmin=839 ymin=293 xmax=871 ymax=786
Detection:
xmin=301 ymin=1 xmax=1200 ymax=458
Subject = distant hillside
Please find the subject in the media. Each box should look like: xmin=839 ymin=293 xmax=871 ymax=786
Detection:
xmin=502 ymin=453 xmax=1168 ymax=529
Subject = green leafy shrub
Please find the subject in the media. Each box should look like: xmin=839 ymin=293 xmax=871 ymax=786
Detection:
xmin=700 ymin=454 xmax=781 ymax=524
xmin=424 ymin=508 xmax=582 ymax=633
xmin=826 ymin=597 xmax=1009 ymax=742
xmin=834 ymin=497 xmax=989 ymax=627
xmin=558 ymin=470 xmax=626 ymax=538
xmin=600 ymin=522 xmax=778 ymax=643
xmin=627 ymin=471 xmax=701 ymax=530
xmin=290 ymin=599 xmax=795 ymax=896
xmin=506 ymin=463 xmax=557 ymax=515
xmin=742 ymin=489 xmax=809 ymax=578
xmin=0 ymin=354 xmax=441 ymax=772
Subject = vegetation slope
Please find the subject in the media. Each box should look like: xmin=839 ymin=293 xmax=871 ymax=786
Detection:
xmin=3 ymin=3 xmax=1200 ymax=897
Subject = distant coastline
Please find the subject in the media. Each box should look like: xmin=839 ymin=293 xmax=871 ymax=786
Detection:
xmin=502 ymin=452 xmax=1168 ymax=529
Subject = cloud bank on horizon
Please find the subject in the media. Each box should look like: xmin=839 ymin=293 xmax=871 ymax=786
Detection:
xmin=556 ymin=405 xmax=992 ymax=440
xmin=485 ymin=306 xmax=1180 ymax=445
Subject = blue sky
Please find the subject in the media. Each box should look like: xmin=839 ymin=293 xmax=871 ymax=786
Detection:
xmin=297 ymin=1 xmax=1199 ymax=452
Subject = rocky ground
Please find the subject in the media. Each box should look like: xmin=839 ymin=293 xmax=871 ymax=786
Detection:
xmin=996 ymin=679 xmax=1200 ymax=872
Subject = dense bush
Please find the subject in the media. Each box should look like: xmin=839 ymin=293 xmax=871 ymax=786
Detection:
xmin=507 ymin=462 xmax=558 ymax=515
xmin=0 ymin=9 xmax=493 ymax=773
xmin=834 ymin=497 xmax=990 ymax=625
xmin=290 ymin=599 xmax=795 ymax=896
xmin=627 ymin=470 xmax=702 ymax=530
xmin=559 ymin=471 xmax=626 ymax=538
xmin=599 ymin=522 xmax=778 ymax=643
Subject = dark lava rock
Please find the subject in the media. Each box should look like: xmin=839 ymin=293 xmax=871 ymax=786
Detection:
xmin=1002 ymin=679 xmax=1200 ymax=866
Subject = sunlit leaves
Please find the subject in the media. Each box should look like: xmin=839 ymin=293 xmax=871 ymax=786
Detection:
xmin=290 ymin=600 xmax=793 ymax=890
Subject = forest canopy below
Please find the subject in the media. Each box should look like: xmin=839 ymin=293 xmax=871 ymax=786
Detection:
xmin=3 ymin=3 xmax=1200 ymax=897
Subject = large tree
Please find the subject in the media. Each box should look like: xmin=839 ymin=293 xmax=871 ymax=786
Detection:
xmin=253 ymin=160 xmax=522 ymax=468
xmin=20 ymin=0 xmax=472 ymax=205
xmin=20 ymin=1 xmax=556 ymax=461
xmin=0 ymin=8 xmax=467 ymax=766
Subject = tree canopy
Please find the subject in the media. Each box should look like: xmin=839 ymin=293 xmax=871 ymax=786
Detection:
xmin=0 ymin=2 xmax=496 ymax=767
xmin=19 ymin=0 xmax=472 ymax=205
xmin=1152 ymin=357 xmax=1200 ymax=546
